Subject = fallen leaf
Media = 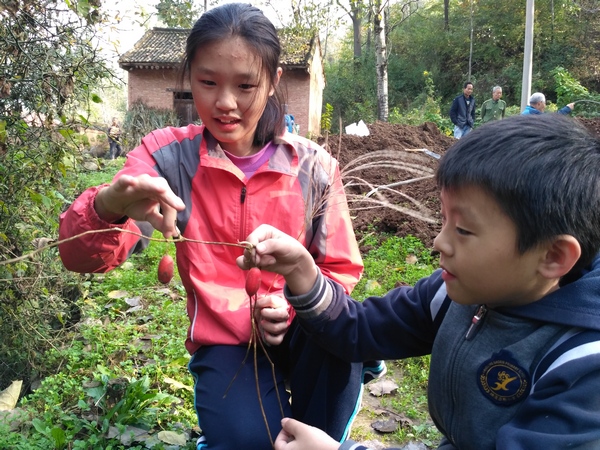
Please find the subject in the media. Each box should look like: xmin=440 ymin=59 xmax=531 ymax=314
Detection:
xmin=364 ymin=280 xmax=381 ymax=292
xmin=125 ymin=296 xmax=141 ymax=306
xmin=405 ymin=254 xmax=418 ymax=264
xmin=164 ymin=377 xmax=194 ymax=392
xmin=108 ymin=425 xmax=150 ymax=446
xmin=368 ymin=379 xmax=398 ymax=397
xmin=107 ymin=290 xmax=128 ymax=299
xmin=158 ymin=430 xmax=187 ymax=445
xmin=371 ymin=418 xmax=398 ymax=433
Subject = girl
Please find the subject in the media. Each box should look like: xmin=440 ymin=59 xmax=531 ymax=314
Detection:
xmin=59 ymin=3 xmax=383 ymax=449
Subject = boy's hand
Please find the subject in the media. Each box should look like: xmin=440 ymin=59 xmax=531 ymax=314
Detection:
xmin=95 ymin=174 xmax=185 ymax=238
xmin=274 ymin=418 xmax=340 ymax=450
xmin=237 ymin=225 xmax=318 ymax=296
xmin=254 ymin=295 xmax=290 ymax=346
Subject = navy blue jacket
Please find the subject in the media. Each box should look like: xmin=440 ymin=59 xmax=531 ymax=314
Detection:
xmin=449 ymin=94 xmax=475 ymax=128
xmin=286 ymin=257 xmax=600 ymax=450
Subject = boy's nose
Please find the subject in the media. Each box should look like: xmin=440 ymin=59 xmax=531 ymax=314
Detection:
xmin=433 ymin=229 xmax=452 ymax=257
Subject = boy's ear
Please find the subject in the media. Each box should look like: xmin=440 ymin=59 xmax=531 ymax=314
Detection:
xmin=538 ymin=235 xmax=581 ymax=279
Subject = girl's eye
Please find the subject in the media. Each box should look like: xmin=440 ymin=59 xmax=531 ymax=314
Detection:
xmin=200 ymin=80 xmax=215 ymax=86
xmin=239 ymin=83 xmax=255 ymax=90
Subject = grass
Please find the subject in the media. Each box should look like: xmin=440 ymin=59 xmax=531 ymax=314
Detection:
xmin=0 ymin=158 xmax=442 ymax=449
xmin=350 ymin=231 xmax=441 ymax=447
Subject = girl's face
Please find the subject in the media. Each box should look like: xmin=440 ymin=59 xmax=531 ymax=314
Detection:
xmin=190 ymin=36 xmax=281 ymax=156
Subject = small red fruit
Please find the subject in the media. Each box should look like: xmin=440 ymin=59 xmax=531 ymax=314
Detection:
xmin=245 ymin=267 xmax=261 ymax=296
xmin=157 ymin=254 xmax=174 ymax=284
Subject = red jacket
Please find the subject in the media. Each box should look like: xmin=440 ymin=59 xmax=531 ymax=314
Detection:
xmin=59 ymin=125 xmax=363 ymax=354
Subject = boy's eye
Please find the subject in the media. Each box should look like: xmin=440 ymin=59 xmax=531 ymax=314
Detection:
xmin=200 ymin=80 xmax=215 ymax=86
xmin=456 ymin=227 xmax=471 ymax=236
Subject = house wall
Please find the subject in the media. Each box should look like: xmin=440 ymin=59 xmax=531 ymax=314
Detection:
xmin=127 ymin=69 xmax=179 ymax=109
xmin=281 ymin=70 xmax=311 ymax=136
xmin=126 ymin=67 xmax=322 ymax=136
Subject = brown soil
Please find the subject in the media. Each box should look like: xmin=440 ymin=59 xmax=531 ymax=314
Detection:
xmin=319 ymin=117 xmax=600 ymax=248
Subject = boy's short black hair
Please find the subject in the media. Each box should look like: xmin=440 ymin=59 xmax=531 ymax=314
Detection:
xmin=436 ymin=114 xmax=600 ymax=271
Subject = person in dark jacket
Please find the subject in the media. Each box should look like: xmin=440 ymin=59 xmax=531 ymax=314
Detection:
xmin=107 ymin=117 xmax=123 ymax=159
xmin=449 ymin=81 xmax=475 ymax=139
xmin=521 ymin=92 xmax=575 ymax=115
xmin=239 ymin=113 xmax=600 ymax=450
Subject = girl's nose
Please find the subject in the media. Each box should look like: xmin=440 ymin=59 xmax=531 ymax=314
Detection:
xmin=216 ymin=89 xmax=237 ymax=111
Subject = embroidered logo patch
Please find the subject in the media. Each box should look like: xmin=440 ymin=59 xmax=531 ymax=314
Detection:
xmin=478 ymin=350 xmax=530 ymax=406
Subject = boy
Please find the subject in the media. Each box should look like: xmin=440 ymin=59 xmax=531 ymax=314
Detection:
xmin=238 ymin=114 xmax=600 ymax=450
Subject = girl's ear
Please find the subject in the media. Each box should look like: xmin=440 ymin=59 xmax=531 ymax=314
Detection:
xmin=538 ymin=235 xmax=581 ymax=279
xmin=269 ymin=67 xmax=283 ymax=96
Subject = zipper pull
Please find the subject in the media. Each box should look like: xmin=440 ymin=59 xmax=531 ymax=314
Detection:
xmin=465 ymin=305 xmax=487 ymax=340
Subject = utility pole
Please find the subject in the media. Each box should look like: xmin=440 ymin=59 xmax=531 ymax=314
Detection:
xmin=468 ymin=0 xmax=473 ymax=80
xmin=521 ymin=0 xmax=534 ymax=111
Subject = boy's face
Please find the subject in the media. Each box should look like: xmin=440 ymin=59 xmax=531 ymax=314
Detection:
xmin=433 ymin=186 xmax=550 ymax=307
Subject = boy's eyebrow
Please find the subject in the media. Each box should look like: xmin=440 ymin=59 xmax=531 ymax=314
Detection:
xmin=446 ymin=202 xmax=479 ymax=224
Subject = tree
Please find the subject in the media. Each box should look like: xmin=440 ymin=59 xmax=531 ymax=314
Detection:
xmin=0 ymin=0 xmax=115 ymax=388
xmin=374 ymin=0 xmax=388 ymax=121
xmin=155 ymin=0 xmax=203 ymax=28
xmin=337 ymin=0 xmax=365 ymax=58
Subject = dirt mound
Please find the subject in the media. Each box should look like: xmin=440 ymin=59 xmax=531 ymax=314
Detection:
xmin=319 ymin=118 xmax=600 ymax=248
xmin=576 ymin=117 xmax=600 ymax=139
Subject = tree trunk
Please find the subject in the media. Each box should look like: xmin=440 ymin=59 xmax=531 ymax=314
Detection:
xmin=374 ymin=1 xmax=388 ymax=122
xmin=444 ymin=0 xmax=449 ymax=31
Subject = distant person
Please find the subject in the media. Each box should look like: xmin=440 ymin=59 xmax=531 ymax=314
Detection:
xmin=107 ymin=117 xmax=122 ymax=159
xmin=284 ymin=113 xmax=295 ymax=133
xmin=521 ymin=92 xmax=575 ymax=115
xmin=283 ymin=104 xmax=295 ymax=133
xmin=449 ymin=81 xmax=475 ymax=139
xmin=480 ymin=86 xmax=506 ymax=123
xmin=239 ymin=114 xmax=600 ymax=450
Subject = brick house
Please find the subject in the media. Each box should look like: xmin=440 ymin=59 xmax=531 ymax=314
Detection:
xmin=118 ymin=27 xmax=325 ymax=136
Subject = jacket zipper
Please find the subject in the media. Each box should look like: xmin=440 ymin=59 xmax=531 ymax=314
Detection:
xmin=465 ymin=304 xmax=487 ymax=340
xmin=239 ymin=186 xmax=247 ymax=243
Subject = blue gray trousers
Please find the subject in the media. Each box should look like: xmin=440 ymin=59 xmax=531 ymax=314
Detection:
xmin=189 ymin=319 xmax=383 ymax=449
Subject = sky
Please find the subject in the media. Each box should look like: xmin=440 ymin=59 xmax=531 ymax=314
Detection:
xmin=100 ymin=0 xmax=294 ymax=57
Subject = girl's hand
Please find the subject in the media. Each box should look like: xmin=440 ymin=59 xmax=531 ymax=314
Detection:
xmin=253 ymin=294 xmax=290 ymax=346
xmin=95 ymin=174 xmax=186 ymax=238
xmin=274 ymin=418 xmax=340 ymax=450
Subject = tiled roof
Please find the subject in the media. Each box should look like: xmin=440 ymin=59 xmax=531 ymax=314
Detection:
xmin=119 ymin=27 xmax=318 ymax=71
xmin=119 ymin=28 xmax=188 ymax=70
